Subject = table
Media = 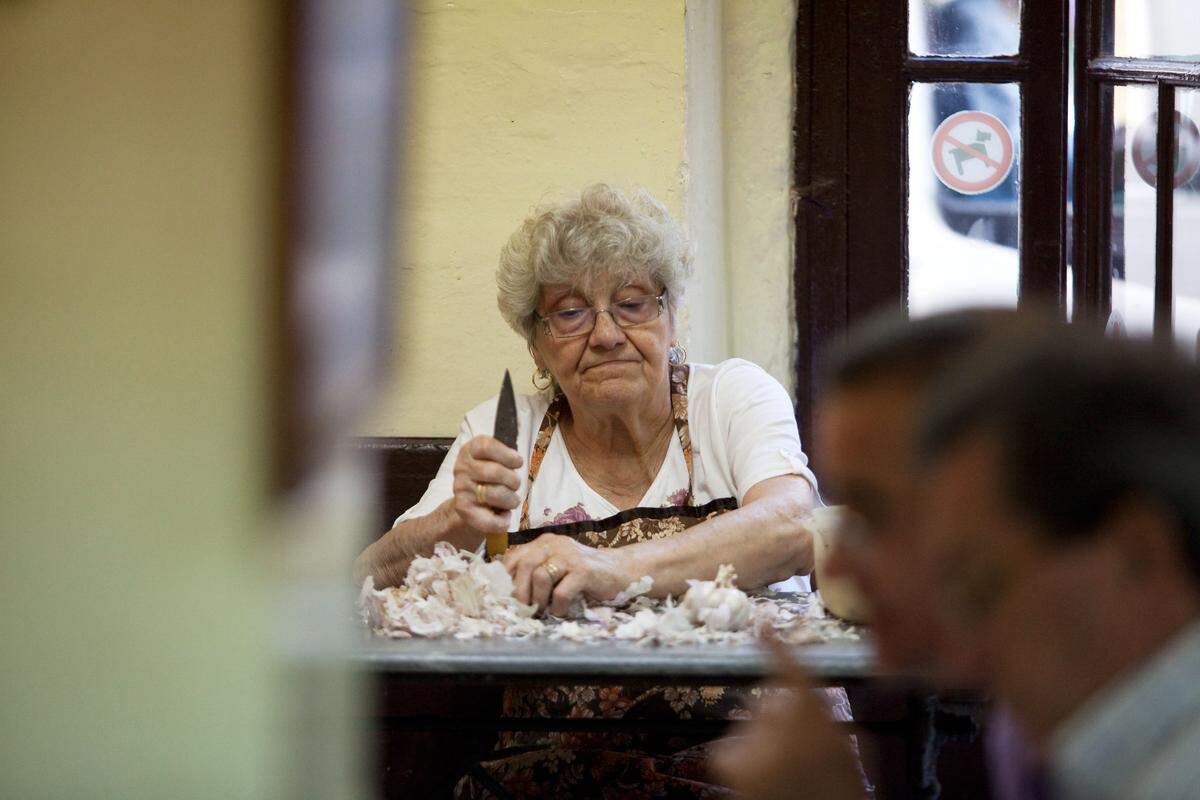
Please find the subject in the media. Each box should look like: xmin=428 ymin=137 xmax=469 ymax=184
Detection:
xmin=355 ymin=633 xmax=883 ymax=684
xmin=354 ymin=633 xmax=978 ymax=799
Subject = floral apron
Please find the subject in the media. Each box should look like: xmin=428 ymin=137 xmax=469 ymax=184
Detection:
xmin=455 ymin=366 xmax=751 ymax=799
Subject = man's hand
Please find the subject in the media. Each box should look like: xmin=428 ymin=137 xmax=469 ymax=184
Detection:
xmin=711 ymin=638 xmax=864 ymax=800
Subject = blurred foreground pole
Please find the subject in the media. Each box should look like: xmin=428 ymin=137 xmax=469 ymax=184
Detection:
xmin=274 ymin=2 xmax=406 ymax=799
xmin=0 ymin=2 xmax=405 ymax=798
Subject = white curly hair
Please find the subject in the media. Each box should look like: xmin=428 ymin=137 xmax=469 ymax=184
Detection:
xmin=496 ymin=184 xmax=693 ymax=344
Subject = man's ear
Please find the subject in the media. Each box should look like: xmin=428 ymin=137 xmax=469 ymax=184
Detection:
xmin=1105 ymin=495 xmax=1185 ymax=581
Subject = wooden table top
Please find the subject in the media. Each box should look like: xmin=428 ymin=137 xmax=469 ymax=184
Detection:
xmin=352 ymin=632 xmax=896 ymax=686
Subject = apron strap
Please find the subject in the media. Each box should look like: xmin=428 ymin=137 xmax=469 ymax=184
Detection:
xmin=670 ymin=364 xmax=696 ymax=506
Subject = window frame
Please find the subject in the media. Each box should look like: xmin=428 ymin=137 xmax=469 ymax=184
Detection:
xmin=1072 ymin=0 xmax=1200 ymax=341
xmin=792 ymin=0 xmax=1069 ymax=447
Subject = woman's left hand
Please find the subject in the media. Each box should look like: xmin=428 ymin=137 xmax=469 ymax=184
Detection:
xmin=501 ymin=534 xmax=639 ymax=616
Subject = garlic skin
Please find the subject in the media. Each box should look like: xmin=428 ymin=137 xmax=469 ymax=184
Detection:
xmin=679 ymin=564 xmax=753 ymax=632
xmin=610 ymin=575 xmax=654 ymax=606
xmin=655 ymin=601 xmax=695 ymax=635
xmin=361 ymin=547 xmax=859 ymax=645
xmin=359 ymin=542 xmax=542 ymax=639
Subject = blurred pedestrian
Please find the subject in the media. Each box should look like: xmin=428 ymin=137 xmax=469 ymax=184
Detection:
xmin=715 ymin=308 xmax=1046 ymax=799
xmin=918 ymin=332 xmax=1200 ymax=799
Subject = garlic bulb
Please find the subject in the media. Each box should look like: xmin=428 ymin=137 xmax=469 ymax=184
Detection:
xmin=359 ymin=542 xmax=542 ymax=639
xmin=360 ymin=546 xmax=860 ymax=645
xmin=679 ymin=564 xmax=752 ymax=632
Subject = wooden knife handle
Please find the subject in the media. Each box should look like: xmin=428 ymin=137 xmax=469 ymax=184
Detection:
xmin=485 ymin=531 xmax=509 ymax=559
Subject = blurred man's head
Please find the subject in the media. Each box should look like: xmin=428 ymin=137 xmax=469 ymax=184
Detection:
xmin=918 ymin=332 xmax=1200 ymax=741
xmin=816 ymin=308 xmax=1027 ymax=672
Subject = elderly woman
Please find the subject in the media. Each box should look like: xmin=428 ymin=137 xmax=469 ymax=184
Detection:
xmin=355 ymin=184 xmax=823 ymax=797
xmin=357 ymin=184 xmax=815 ymax=599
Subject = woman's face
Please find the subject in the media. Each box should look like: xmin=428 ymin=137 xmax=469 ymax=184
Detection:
xmin=531 ymin=275 xmax=674 ymax=414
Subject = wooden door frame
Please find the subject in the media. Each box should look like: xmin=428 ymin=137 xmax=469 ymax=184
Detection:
xmin=793 ymin=0 xmax=1069 ymax=444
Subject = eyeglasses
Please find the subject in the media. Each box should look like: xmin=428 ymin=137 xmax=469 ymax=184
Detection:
xmin=534 ymin=292 xmax=667 ymax=339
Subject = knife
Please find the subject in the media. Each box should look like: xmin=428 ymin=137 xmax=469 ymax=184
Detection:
xmin=487 ymin=369 xmax=519 ymax=559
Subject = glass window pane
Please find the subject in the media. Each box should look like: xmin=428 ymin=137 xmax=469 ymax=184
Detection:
xmin=909 ymin=82 xmax=1020 ymax=316
xmin=1172 ymin=89 xmax=1200 ymax=351
xmin=909 ymin=0 xmax=1021 ymax=57
xmin=1109 ymin=85 xmax=1158 ymax=339
xmin=1112 ymin=0 xmax=1200 ymax=60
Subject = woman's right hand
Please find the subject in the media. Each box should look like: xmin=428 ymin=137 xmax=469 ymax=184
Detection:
xmin=450 ymin=435 xmax=524 ymax=535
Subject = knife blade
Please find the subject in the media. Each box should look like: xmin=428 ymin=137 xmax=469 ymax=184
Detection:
xmin=494 ymin=369 xmax=519 ymax=450
xmin=487 ymin=369 xmax=519 ymax=559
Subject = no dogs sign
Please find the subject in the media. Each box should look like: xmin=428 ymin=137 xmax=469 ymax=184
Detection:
xmin=1131 ymin=111 xmax=1200 ymax=189
xmin=931 ymin=111 xmax=1015 ymax=196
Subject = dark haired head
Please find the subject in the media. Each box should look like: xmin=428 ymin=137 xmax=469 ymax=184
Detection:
xmin=919 ymin=331 xmax=1200 ymax=584
xmin=826 ymin=307 xmax=1041 ymax=392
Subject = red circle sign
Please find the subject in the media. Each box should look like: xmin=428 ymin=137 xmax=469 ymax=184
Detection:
xmin=1131 ymin=111 xmax=1200 ymax=189
xmin=931 ymin=111 xmax=1015 ymax=196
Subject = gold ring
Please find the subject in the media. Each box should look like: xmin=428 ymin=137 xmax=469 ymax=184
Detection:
xmin=475 ymin=483 xmax=488 ymax=506
xmin=543 ymin=561 xmax=562 ymax=583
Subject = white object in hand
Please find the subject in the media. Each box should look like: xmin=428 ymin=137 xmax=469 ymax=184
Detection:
xmin=807 ymin=506 xmax=871 ymax=623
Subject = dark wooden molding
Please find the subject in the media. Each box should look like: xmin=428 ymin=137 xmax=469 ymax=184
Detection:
xmin=1088 ymin=56 xmax=1200 ymax=86
xmin=1154 ymin=83 xmax=1177 ymax=343
xmin=1072 ymin=0 xmax=1117 ymax=323
xmin=846 ymin=3 xmax=909 ymax=323
xmin=904 ymin=55 xmax=1029 ymax=83
xmin=1018 ymin=0 xmax=1070 ymax=309
xmin=792 ymin=0 xmax=850 ymax=455
xmin=352 ymin=436 xmax=453 ymax=538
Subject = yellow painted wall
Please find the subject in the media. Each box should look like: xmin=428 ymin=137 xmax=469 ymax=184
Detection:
xmin=0 ymin=3 xmax=281 ymax=797
xmin=0 ymin=0 xmax=798 ymax=792
xmin=723 ymin=0 xmax=798 ymax=393
xmin=366 ymin=0 xmax=801 ymax=437
xmin=367 ymin=0 xmax=688 ymax=436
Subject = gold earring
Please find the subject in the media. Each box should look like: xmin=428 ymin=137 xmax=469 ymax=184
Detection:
xmin=532 ymin=367 xmax=553 ymax=391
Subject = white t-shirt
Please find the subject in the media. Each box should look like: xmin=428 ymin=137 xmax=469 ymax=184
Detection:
xmin=397 ymin=358 xmax=818 ymax=531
